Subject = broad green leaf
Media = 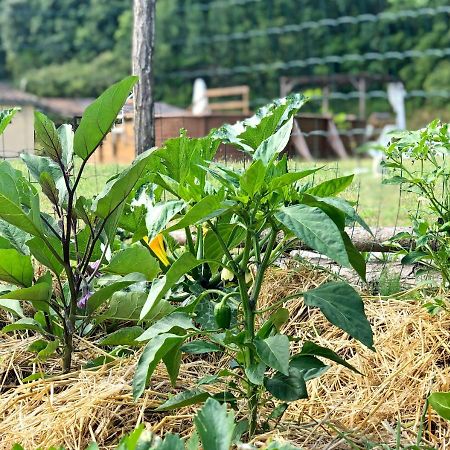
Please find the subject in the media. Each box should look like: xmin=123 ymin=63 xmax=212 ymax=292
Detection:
xmin=245 ymin=361 xmax=266 ymax=385
xmin=240 ymin=159 xmax=266 ymax=196
xmin=0 ymin=248 xmax=33 ymax=287
xmin=34 ymin=111 xmax=62 ymax=160
xmin=429 ymin=392 xmax=450 ymax=420
xmin=0 ymin=282 xmax=52 ymax=312
xmin=0 ymin=299 xmax=23 ymax=317
xmin=98 ymin=326 xmax=144 ymax=346
xmin=162 ymin=341 xmax=183 ymax=387
xmin=103 ymin=246 xmax=160 ymax=280
xmin=137 ymin=312 xmax=195 ymax=342
xmin=264 ymin=367 xmax=308 ymax=401
xmin=0 ymin=220 xmax=30 ymax=254
xmin=194 ymin=398 xmax=236 ymax=450
xmin=257 ymin=308 xmax=289 ymax=339
xmin=74 ymin=76 xmax=138 ymax=160
xmin=166 ymin=196 xmax=232 ymax=232
xmin=254 ymin=334 xmax=290 ymax=376
xmin=37 ymin=339 xmax=60 ymax=361
xmin=267 ymin=168 xmax=320 ymax=191
xmin=0 ymin=108 xmax=18 ymax=135
xmin=133 ymin=333 xmax=186 ymax=399
xmin=0 ymin=168 xmax=43 ymax=236
xmin=97 ymin=290 xmax=174 ymax=322
xmin=215 ymin=94 xmax=305 ymax=151
xmin=316 ymin=197 xmax=372 ymax=235
xmin=158 ymin=434 xmax=184 ymax=450
xmin=303 ymin=282 xmax=374 ymax=350
xmin=87 ymin=273 xmax=146 ymax=313
xmin=145 ymin=199 xmax=186 ymax=242
xmin=289 ymin=355 xmax=328 ymax=381
xmin=92 ymin=149 xmax=156 ymax=219
xmin=342 ymin=232 xmax=366 ymax=281
xmin=181 ymin=340 xmax=222 ymax=354
xmin=23 ymin=153 xmax=66 ymax=204
xmin=298 ymin=341 xmax=361 ymax=374
xmin=275 ymin=204 xmax=350 ymax=267
xmin=306 ymin=174 xmax=354 ymax=197
xmin=266 ymin=441 xmax=302 ymax=450
xmin=140 ymin=252 xmax=207 ymax=320
xmin=27 ymin=236 xmax=64 ymax=275
xmin=253 ymin=117 xmax=293 ymax=164
xmin=2 ymin=318 xmax=46 ymax=334
xmin=156 ymin=388 xmax=211 ymax=411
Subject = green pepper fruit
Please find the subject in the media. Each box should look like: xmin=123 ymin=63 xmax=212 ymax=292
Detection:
xmin=214 ymin=298 xmax=232 ymax=329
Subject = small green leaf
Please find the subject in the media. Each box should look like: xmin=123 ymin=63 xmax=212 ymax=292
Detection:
xmin=429 ymin=392 xmax=450 ymax=420
xmin=0 ymin=248 xmax=33 ymax=287
xmin=240 ymin=159 xmax=266 ymax=196
xmin=299 ymin=341 xmax=362 ymax=374
xmin=264 ymin=367 xmax=308 ymax=402
xmin=27 ymin=236 xmax=64 ymax=275
xmin=37 ymin=339 xmax=60 ymax=361
xmin=137 ymin=312 xmax=195 ymax=342
xmin=267 ymin=167 xmax=320 ymax=191
xmin=158 ymin=434 xmax=184 ymax=450
xmin=103 ymin=246 xmax=160 ymax=280
xmin=92 ymin=149 xmax=156 ymax=220
xmin=0 ymin=108 xmax=18 ymax=135
xmin=74 ymin=76 xmax=138 ymax=160
xmin=306 ymin=174 xmax=354 ymax=197
xmin=254 ymin=334 xmax=290 ymax=376
xmin=303 ymin=282 xmax=374 ymax=350
xmin=34 ymin=111 xmax=62 ymax=160
xmin=98 ymin=326 xmax=144 ymax=346
xmin=253 ymin=117 xmax=293 ymax=164
xmin=194 ymin=398 xmax=236 ymax=450
xmin=2 ymin=318 xmax=46 ymax=334
xmin=140 ymin=253 xmax=207 ymax=320
xmin=0 ymin=282 xmax=52 ymax=312
xmin=145 ymin=199 xmax=186 ymax=242
xmin=87 ymin=273 xmax=146 ymax=313
xmin=245 ymin=361 xmax=266 ymax=385
xmin=133 ymin=333 xmax=186 ymax=399
xmin=276 ymin=204 xmax=350 ymax=267
xmin=289 ymin=355 xmax=328 ymax=381
xmin=156 ymin=388 xmax=211 ymax=411
xmin=166 ymin=196 xmax=232 ymax=232
xmin=181 ymin=340 xmax=222 ymax=354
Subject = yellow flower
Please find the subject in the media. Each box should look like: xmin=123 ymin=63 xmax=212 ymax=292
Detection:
xmin=143 ymin=234 xmax=170 ymax=266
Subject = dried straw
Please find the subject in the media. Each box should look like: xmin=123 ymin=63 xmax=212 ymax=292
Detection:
xmin=1 ymin=267 xmax=449 ymax=449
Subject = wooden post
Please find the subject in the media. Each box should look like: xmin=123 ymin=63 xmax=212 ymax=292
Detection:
xmin=132 ymin=0 xmax=156 ymax=155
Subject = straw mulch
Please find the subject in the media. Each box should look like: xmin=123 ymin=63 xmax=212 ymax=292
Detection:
xmin=1 ymin=267 xmax=450 ymax=449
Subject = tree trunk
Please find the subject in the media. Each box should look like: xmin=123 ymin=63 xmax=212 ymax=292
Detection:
xmin=132 ymin=0 xmax=156 ymax=155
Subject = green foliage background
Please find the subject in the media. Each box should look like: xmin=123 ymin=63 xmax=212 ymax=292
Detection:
xmin=0 ymin=0 xmax=449 ymax=115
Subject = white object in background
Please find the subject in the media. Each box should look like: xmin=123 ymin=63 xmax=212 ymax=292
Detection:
xmin=387 ymin=82 xmax=406 ymax=130
xmin=192 ymin=78 xmax=209 ymax=115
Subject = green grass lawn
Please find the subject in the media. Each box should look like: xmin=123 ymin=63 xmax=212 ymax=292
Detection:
xmin=7 ymin=157 xmax=413 ymax=228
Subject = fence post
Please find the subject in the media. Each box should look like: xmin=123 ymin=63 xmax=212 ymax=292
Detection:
xmin=133 ymin=0 xmax=156 ymax=155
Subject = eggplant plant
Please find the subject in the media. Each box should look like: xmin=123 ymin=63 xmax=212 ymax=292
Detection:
xmin=125 ymin=95 xmax=374 ymax=438
xmin=0 ymin=76 xmax=163 ymax=372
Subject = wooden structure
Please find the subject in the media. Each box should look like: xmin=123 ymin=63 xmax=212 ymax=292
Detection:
xmin=91 ymin=112 xmax=364 ymax=164
xmin=280 ymin=73 xmax=398 ymax=119
xmin=206 ymin=85 xmax=250 ymax=115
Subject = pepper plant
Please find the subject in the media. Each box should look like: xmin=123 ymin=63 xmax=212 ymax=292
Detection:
xmin=0 ymin=76 xmax=163 ymax=372
xmin=124 ymin=95 xmax=374 ymax=438
xmin=383 ymin=120 xmax=450 ymax=286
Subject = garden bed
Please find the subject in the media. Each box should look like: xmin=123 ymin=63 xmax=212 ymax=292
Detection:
xmin=1 ymin=267 xmax=449 ymax=449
